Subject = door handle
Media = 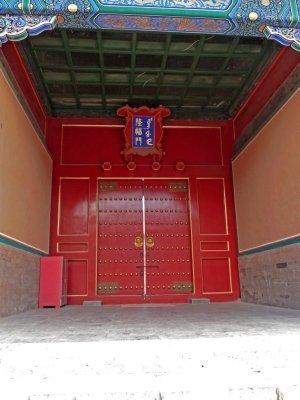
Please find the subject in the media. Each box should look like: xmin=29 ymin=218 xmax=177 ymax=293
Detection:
xmin=134 ymin=235 xmax=143 ymax=249
xmin=135 ymin=236 xmax=154 ymax=249
xmin=146 ymin=236 xmax=154 ymax=249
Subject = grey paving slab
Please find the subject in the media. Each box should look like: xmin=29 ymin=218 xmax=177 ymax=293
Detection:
xmin=0 ymin=301 xmax=300 ymax=400
xmin=1 ymin=301 xmax=300 ymax=343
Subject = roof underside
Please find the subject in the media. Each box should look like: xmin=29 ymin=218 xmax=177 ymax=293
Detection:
xmin=20 ymin=29 xmax=278 ymax=119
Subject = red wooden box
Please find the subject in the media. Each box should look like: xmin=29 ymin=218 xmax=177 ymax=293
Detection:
xmin=39 ymin=256 xmax=68 ymax=308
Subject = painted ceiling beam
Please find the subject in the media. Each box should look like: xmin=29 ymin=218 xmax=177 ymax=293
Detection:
xmin=0 ymin=0 xmax=299 ymax=51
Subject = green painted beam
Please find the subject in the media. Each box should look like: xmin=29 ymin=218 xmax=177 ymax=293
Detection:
xmin=96 ymin=31 xmax=107 ymax=109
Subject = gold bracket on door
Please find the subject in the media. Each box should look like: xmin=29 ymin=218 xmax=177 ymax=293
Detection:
xmin=169 ymin=182 xmax=188 ymax=192
xmin=172 ymin=281 xmax=193 ymax=292
xmin=146 ymin=236 xmax=154 ymax=249
xmin=97 ymin=282 xmax=119 ymax=294
xmin=134 ymin=235 xmax=143 ymax=249
xmin=99 ymin=181 xmax=119 ymax=192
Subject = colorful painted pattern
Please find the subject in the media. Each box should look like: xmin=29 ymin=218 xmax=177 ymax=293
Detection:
xmin=87 ymin=14 xmax=233 ymax=33
xmin=0 ymin=15 xmax=57 ymax=45
xmin=0 ymin=0 xmax=48 ymax=14
xmin=0 ymin=0 xmax=299 ymax=22
xmin=0 ymin=0 xmax=299 ymax=51
xmin=98 ymin=0 xmax=233 ymax=11
xmin=228 ymin=0 xmax=299 ymax=37
xmin=264 ymin=26 xmax=300 ymax=52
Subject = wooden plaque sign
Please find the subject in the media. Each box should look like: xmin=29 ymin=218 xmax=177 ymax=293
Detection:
xmin=117 ymin=105 xmax=170 ymax=161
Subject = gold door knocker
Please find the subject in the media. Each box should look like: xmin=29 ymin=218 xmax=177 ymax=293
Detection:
xmin=146 ymin=236 xmax=154 ymax=249
xmin=134 ymin=235 xmax=143 ymax=249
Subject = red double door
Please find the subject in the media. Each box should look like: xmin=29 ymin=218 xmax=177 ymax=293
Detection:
xmin=97 ymin=179 xmax=193 ymax=298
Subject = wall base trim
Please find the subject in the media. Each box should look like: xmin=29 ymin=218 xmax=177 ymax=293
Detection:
xmin=0 ymin=235 xmax=47 ymax=256
xmin=239 ymin=236 xmax=300 ymax=257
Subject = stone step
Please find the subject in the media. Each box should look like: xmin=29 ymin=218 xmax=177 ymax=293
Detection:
xmin=82 ymin=301 xmax=102 ymax=307
xmin=189 ymin=298 xmax=210 ymax=304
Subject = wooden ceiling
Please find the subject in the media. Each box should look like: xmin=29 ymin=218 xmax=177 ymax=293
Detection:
xmin=21 ymin=29 xmax=278 ymax=119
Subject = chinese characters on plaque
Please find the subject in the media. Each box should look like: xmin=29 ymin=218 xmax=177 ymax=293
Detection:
xmin=132 ymin=116 xmax=154 ymax=147
xmin=117 ymin=105 xmax=170 ymax=164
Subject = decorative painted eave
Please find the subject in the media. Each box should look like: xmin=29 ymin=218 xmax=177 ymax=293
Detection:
xmin=0 ymin=15 xmax=57 ymax=44
xmin=0 ymin=0 xmax=300 ymax=51
xmin=263 ymin=26 xmax=300 ymax=52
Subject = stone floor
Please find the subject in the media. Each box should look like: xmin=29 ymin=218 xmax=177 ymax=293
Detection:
xmin=0 ymin=301 xmax=300 ymax=399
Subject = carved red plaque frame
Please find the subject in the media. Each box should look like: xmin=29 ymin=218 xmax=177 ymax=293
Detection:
xmin=117 ymin=105 xmax=170 ymax=162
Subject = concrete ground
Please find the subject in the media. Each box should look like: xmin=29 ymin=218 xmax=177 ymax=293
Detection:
xmin=0 ymin=301 xmax=300 ymax=399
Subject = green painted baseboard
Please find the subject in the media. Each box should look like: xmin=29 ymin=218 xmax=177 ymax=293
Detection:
xmin=239 ymin=236 xmax=300 ymax=256
xmin=0 ymin=236 xmax=47 ymax=256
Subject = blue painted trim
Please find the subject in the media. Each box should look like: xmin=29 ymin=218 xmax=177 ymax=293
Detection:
xmin=239 ymin=236 xmax=300 ymax=256
xmin=0 ymin=236 xmax=47 ymax=256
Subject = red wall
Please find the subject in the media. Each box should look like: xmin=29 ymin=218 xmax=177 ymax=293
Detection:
xmin=233 ymin=47 xmax=300 ymax=139
xmin=2 ymin=39 xmax=297 ymax=306
xmin=47 ymin=117 xmax=240 ymax=304
xmin=1 ymin=43 xmax=47 ymax=134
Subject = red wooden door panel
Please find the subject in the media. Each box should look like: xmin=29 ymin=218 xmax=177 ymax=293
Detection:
xmin=144 ymin=180 xmax=193 ymax=295
xmin=97 ymin=179 xmax=193 ymax=297
xmin=97 ymin=180 xmax=144 ymax=296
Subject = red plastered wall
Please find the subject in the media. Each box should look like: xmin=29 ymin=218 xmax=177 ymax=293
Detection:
xmin=234 ymin=47 xmax=300 ymax=140
xmin=47 ymin=117 xmax=240 ymax=304
xmin=1 ymin=42 xmax=47 ymax=134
